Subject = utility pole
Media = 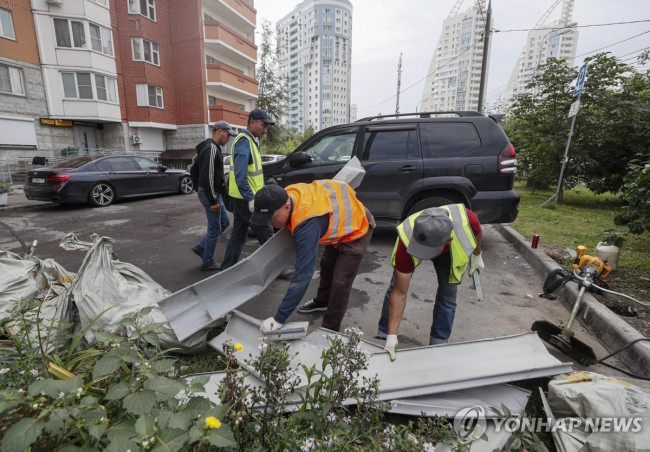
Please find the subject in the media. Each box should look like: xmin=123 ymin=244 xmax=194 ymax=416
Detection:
xmin=477 ymin=0 xmax=491 ymax=113
xmin=395 ymin=52 xmax=402 ymax=115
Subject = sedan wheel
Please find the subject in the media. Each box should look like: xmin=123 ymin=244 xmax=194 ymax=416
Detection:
xmin=179 ymin=176 xmax=194 ymax=194
xmin=89 ymin=183 xmax=114 ymax=207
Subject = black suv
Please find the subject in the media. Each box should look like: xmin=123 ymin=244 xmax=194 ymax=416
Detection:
xmin=263 ymin=111 xmax=519 ymax=228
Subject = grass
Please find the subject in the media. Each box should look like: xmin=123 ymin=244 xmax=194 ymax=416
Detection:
xmin=510 ymin=179 xmax=650 ymax=315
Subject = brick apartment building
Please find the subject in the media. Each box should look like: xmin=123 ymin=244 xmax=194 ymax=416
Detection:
xmin=0 ymin=0 xmax=258 ymax=169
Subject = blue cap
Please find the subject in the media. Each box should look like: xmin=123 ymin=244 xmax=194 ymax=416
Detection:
xmin=249 ymin=108 xmax=275 ymax=125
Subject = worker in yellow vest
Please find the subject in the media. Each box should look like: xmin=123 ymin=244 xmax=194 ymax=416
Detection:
xmin=377 ymin=205 xmax=484 ymax=360
xmin=250 ymin=180 xmax=375 ymax=333
xmin=221 ymin=109 xmax=274 ymax=270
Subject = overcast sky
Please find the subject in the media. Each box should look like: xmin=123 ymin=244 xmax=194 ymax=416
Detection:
xmin=254 ymin=0 xmax=650 ymax=116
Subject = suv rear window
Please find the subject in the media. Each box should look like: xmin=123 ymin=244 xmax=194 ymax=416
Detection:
xmin=420 ymin=122 xmax=480 ymax=158
xmin=362 ymin=129 xmax=419 ymax=161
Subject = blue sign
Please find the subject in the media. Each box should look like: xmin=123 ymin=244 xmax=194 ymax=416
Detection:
xmin=574 ymin=62 xmax=588 ymax=96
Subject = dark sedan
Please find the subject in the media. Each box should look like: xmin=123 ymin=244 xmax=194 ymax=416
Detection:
xmin=24 ymin=155 xmax=194 ymax=207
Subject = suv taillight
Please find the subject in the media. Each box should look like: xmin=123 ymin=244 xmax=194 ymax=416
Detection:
xmin=498 ymin=143 xmax=517 ymax=174
xmin=45 ymin=174 xmax=71 ymax=183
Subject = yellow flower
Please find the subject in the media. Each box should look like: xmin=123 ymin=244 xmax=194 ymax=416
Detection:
xmin=205 ymin=416 xmax=221 ymax=429
xmin=234 ymin=343 xmax=243 ymax=352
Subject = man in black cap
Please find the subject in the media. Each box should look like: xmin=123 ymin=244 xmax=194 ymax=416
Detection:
xmin=377 ymin=205 xmax=484 ymax=360
xmin=221 ymin=109 xmax=275 ymax=270
xmin=190 ymin=121 xmax=237 ymax=271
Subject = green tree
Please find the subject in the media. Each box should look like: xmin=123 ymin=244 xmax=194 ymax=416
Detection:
xmin=256 ymin=19 xmax=287 ymax=148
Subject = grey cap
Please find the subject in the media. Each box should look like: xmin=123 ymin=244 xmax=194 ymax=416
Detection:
xmin=212 ymin=120 xmax=237 ymax=137
xmin=403 ymin=208 xmax=453 ymax=259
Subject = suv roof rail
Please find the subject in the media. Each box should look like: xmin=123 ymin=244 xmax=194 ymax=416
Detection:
xmin=356 ymin=111 xmax=484 ymax=122
xmin=488 ymin=113 xmax=505 ymax=123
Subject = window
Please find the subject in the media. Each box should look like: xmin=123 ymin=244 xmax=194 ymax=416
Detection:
xmin=61 ymin=72 xmax=118 ymax=102
xmin=208 ymin=95 xmax=216 ymax=106
xmin=304 ymin=132 xmax=356 ymax=163
xmin=131 ymin=37 xmax=159 ymax=65
xmin=107 ymin=157 xmax=138 ymax=171
xmin=89 ymin=23 xmax=113 ymax=56
xmin=362 ymin=129 xmax=419 ymax=161
xmin=90 ymin=0 xmax=108 ymax=6
xmin=134 ymin=156 xmax=159 ymax=170
xmin=0 ymin=8 xmax=15 ymax=40
xmin=0 ymin=64 xmax=24 ymax=95
xmin=129 ymin=0 xmax=156 ymax=21
xmin=136 ymin=83 xmax=163 ymax=108
xmin=420 ymin=123 xmax=480 ymax=157
xmin=54 ymin=18 xmax=86 ymax=48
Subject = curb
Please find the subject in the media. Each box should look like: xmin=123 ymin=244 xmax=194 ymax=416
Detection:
xmin=495 ymin=223 xmax=650 ymax=377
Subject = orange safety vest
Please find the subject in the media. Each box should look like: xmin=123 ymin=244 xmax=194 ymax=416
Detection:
xmin=286 ymin=180 xmax=369 ymax=246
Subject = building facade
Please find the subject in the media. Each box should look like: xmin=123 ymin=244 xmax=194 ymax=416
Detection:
xmin=420 ymin=0 xmax=490 ymax=113
xmin=0 ymin=0 xmax=258 ymax=167
xmin=277 ymin=0 xmax=352 ymax=133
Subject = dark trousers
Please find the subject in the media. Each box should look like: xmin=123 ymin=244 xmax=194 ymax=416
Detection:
xmin=221 ymin=198 xmax=273 ymax=270
xmin=317 ymin=210 xmax=375 ymax=331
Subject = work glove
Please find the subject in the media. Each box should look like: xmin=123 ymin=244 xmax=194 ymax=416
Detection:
xmin=469 ymin=253 xmax=484 ymax=275
xmin=384 ymin=335 xmax=398 ymax=362
xmin=260 ymin=317 xmax=283 ymax=333
xmin=248 ymin=199 xmax=255 ymax=213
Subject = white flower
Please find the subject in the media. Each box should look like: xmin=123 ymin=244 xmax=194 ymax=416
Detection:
xmin=32 ymin=404 xmax=38 ymax=409
xmin=29 ymin=369 xmax=38 ymax=376
xmin=58 ymin=392 xmax=65 ymax=399
xmin=408 ymin=434 xmax=418 ymax=445
xmin=18 ymin=389 xmax=25 ymax=394
xmin=343 ymin=416 xmax=352 ymax=424
xmin=258 ymin=342 xmax=268 ymax=352
xmin=383 ymin=438 xmax=395 ymax=450
xmin=383 ymin=424 xmax=396 ymax=435
xmin=254 ymin=424 xmax=261 ymax=433
xmin=299 ymin=437 xmax=315 ymax=451
xmin=0 ymin=368 xmax=10 ymax=374
xmin=423 ymin=442 xmax=436 ymax=452
xmin=327 ymin=413 xmax=336 ymax=423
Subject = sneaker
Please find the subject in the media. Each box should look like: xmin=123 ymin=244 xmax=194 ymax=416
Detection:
xmin=375 ymin=330 xmax=387 ymax=340
xmin=201 ymin=263 xmax=221 ymax=272
xmin=297 ymin=298 xmax=328 ymax=313
xmin=191 ymin=245 xmax=204 ymax=258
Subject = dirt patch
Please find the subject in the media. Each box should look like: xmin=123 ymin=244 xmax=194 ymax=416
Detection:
xmin=541 ymin=243 xmax=650 ymax=339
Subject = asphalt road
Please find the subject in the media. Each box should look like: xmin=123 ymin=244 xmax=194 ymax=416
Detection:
xmin=0 ymin=192 xmax=637 ymax=380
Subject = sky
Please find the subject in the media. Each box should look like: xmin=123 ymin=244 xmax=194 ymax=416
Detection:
xmin=253 ymin=0 xmax=650 ymax=116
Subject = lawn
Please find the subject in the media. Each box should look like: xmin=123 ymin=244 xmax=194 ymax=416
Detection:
xmin=510 ymin=179 xmax=650 ymax=325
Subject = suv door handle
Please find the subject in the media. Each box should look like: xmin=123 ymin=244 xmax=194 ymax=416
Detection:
xmin=400 ymin=165 xmax=416 ymax=172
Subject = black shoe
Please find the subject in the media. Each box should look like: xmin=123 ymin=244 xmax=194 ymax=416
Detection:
xmin=201 ymin=263 xmax=221 ymax=271
xmin=191 ymin=245 xmax=204 ymax=258
xmin=297 ymin=298 xmax=328 ymax=313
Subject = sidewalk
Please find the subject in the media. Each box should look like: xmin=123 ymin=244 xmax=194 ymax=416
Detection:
xmin=0 ymin=187 xmax=52 ymax=211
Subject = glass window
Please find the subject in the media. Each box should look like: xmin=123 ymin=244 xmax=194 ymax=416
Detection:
xmin=1 ymin=8 xmax=16 ymax=39
xmin=88 ymin=23 xmax=113 ymax=55
xmin=129 ymin=0 xmax=156 ymax=21
xmin=420 ymin=123 xmax=481 ymax=158
xmin=0 ymin=64 xmax=24 ymax=95
xmin=54 ymin=18 xmax=71 ymax=47
xmin=89 ymin=24 xmax=102 ymax=52
xmin=90 ymin=0 xmax=108 ymax=5
xmin=71 ymin=21 xmax=86 ymax=47
xmin=107 ymin=157 xmax=138 ymax=171
xmin=62 ymin=72 xmax=117 ymax=102
xmin=95 ymin=159 xmax=112 ymax=172
xmin=134 ymin=157 xmax=159 ymax=170
xmin=131 ymin=37 xmax=159 ymax=65
xmin=136 ymin=83 xmax=163 ymax=108
xmin=362 ymin=129 xmax=419 ymax=161
xmin=132 ymin=37 xmax=143 ymax=60
xmin=304 ymin=132 xmax=356 ymax=163
xmin=76 ymin=73 xmax=93 ymax=99
xmin=62 ymin=73 xmax=77 ymax=97
xmin=106 ymin=78 xmax=117 ymax=102
xmin=95 ymin=75 xmax=107 ymax=100
xmin=208 ymin=95 xmax=216 ymax=106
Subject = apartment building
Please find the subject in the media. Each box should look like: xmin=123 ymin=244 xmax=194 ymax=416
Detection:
xmin=0 ymin=0 xmax=258 ymax=166
xmin=277 ymin=0 xmax=352 ymax=133
xmin=420 ymin=0 xmax=490 ymax=112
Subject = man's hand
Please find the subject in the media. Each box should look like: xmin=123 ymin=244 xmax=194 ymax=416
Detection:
xmin=384 ymin=335 xmax=398 ymax=362
xmin=248 ymin=199 xmax=255 ymax=213
xmin=260 ymin=317 xmax=283 ymax=333
xmin=210 ymin=204 xmax=220 ymax=212
xmin=469 ymin=253 xmax=484 ymax=275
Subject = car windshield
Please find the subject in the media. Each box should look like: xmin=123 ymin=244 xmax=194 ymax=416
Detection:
xmin=53 ymin=157 xmax=92 ymax=169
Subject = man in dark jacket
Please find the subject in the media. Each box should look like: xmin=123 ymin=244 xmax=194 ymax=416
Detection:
xmin=190 ymin=121 xmax=237 ymax=271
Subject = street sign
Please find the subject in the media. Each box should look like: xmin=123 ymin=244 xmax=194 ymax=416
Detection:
xmin=568 ymin=99 xmax=580 ymax=118
xmin=574 ymin=62 xmax=588 ymax=96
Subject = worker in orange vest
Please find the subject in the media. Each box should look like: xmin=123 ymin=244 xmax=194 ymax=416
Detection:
xmin=250 ymin=180 xmax=375 ymax=332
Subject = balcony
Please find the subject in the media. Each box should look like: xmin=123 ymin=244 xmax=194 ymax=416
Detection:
xmin=204 ymin=21 xmax=257 ymax=63
xmin=209 ymin=105 xmax=250 ymax=127
xmin=207 ymin=62 xmax=258 ymax=98
xmin=205 ymin=0 xmax=256 ymax=29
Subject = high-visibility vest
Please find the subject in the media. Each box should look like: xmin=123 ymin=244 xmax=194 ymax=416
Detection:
xmin=228 ymin=132 xmax=264 ymax=199
xmin=287 ymin=180 xmax=369 ymax=247
xmin=391 ymin=204 xmax=477 ymax=283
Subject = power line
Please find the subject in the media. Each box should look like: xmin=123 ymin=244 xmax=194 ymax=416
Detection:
xmin=575 ymin=29 xmax=650 ymax=58
xmin=494 ymin=19 xmax=650 ymax=33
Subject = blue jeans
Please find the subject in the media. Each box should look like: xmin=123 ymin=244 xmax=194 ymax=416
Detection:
xmin=197 ymin=188 xmax=230 ymax=267
xmin=377 ymin=251 xmax=458 ymax=345
xmin=221 ymin=198 xmax=273 ymax=270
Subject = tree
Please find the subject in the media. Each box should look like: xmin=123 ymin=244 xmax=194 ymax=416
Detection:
xmin=615 ymin=156 xmax=650 ymax=234
xmin=256 ymin=19 xmax=287 ymax=148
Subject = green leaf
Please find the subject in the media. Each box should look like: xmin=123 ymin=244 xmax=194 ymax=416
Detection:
xmin=87 ymin=422 xmax=109 ymax=441
xmin=143 ymin=332 xmax=160 ymax=347
xmin=149 ymin=358 xmax=176 ymax=373
xmin=44 ymin=408 xmax=70 ymax=435
xmin=139 ymin=306 xmax=155 ymax=316
xmin=1 ymin=418 xmax=43 ymax=452
xmin=187 ymin=425 xmax=203 ymax=443
xmin=28 ymin=377 xmax=82 ymax=398
xmin=106 ymin=419 xmax=136 ymax=442
xmin=144 ymin=376 xmax=184 ymax=400
xmin=123 ymin=390 xmax=156 ymax=416
xmin=93 ymin=352 xmax=124 ymax=379
xmin=207 ymin=427 xmax=236 ymax=448
xmin=116 ymin=347 xmax=139 ymax=363
xmin=104 ymin=436 xmax=139 ymax=452
xmin=155 ymin=428 xmax=188 ymax=451
xmin=183 ymin=396 xmax=212 ymax=418
xmin=135 ymin=414 xmax=156 ymax=436
xmin=105 ymin=382 xmax=131 ymax=401
xmin=0 ymin=389 xmax=23 ymax=417
xmin=168 ymin=412 xmax=192 ymax=430
xmin=156 ymin=410 xmax=172 ymax=430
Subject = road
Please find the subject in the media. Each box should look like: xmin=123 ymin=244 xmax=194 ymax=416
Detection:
xmin=0 ymin=193 xmax=637 ymax=380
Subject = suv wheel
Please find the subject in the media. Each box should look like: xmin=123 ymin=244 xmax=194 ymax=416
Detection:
xmin=407 ymin=196 xmax=455 ymax=217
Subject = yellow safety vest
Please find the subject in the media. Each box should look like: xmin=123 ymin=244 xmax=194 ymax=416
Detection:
xmin=391 ymin=203 xmax=477 ymax=283
xmin=228 ymin=132 xmax=264 ymax=199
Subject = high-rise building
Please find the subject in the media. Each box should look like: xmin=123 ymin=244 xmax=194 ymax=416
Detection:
xmin=277 ymin=0 xmax=352 ymax=133
xmin=504 ymin=0 xmax=578 ymax=103
xmin=420 ymin=0 xmax=490 ymax=113
xmin=0 ymin=0 xmax=258 ymax=167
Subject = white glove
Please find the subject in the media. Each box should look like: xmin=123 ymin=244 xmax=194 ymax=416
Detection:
xmin=469 ymin=253 xmax=484 ymax=275
xmin=248 ymin=199 xmax=255 ymax=213
xmin=384 ymin=335 xmax=398 ymax=362
xmin=260 ymin=317 xmax=283 ymax=333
